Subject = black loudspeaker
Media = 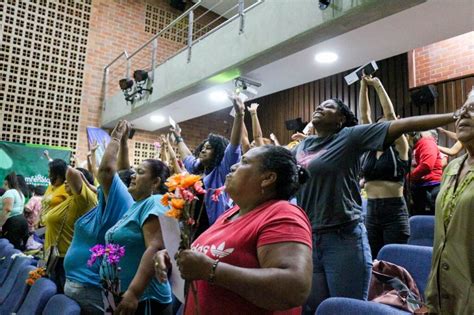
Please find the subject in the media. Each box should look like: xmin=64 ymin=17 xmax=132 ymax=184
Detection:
xmin=285 ymin=118 xmax=306 ymax=132
xmin=410 ymin=85 xmax=438 ymax=106
xmin=170 ymin=0 xmax=186 ymax=11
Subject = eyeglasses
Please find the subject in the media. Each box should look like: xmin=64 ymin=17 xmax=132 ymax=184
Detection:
xmin=453 ymin=103 xmax=474 ymax=119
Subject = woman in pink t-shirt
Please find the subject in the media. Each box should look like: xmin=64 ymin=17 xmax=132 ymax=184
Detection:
xmin=155 ymin=146 xmax=313 ymax=315
xmin=24 ymin=185 xmax=46 ymax=233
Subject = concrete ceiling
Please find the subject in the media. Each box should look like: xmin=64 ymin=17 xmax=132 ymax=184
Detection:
xmin=132 ymin=0 xmax=474 ymax=131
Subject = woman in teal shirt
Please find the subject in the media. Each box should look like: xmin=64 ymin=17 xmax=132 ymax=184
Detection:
xmin=0 ymin=172 xmax=28 ymax=249
xmin=101 ymin=121 xmax=172 ymax=315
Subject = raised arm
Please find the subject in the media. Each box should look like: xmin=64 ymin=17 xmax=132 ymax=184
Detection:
xmin=229 ymin=94 xmax=245 ymax=147
xmin=438 ymin=140 xmax=464 ymax=157
xmin=97 ymin=120 xmax=129 ymax=199
xmin=358 ymin=77 xmax=372 ymax=124
xmin=241 ymin=119 xmax=251 ymax=153
xmin=158 ymin=135 xmax=170 ymax=166
xmin=117 ymin=134 xmax=131 ymax=171
xmin=248 ymin=103 xmax=264 ymax=146
xmin=116 ymin=216 xmax=165 ymax=314
xmin=175 ymin=242 xmax=312 ymax=310
xmin=171 ymin=123 xmax=193 ymax=161
xmin=269 ymin=133 xmax=281 ymax=146
xmin=165 ymin=134 xmax=184 ymax=174
xmin=366 ymin=76 xmax=409 ymax=160
xmin=65 ymin=166 xmax=85 ymax=195
xmin=437 ymin=127 xmax=458 ymax=141
xmin=385 ymin=113 xmax=456 ymax=148
xmin=87 ymin=140 xmax=100 ymax=180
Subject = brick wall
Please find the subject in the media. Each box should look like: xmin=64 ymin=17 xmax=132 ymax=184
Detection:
xmin=78 ymin=0 xmax=224 ymax=161
xmin=409 ymin=31 xmax=474 ymax=88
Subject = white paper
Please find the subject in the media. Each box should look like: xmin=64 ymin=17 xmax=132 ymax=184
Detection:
xmin=168 ymin=116 xmax=177 ymax=129
xmin=159 ymin=216 xmax=185 ymax=303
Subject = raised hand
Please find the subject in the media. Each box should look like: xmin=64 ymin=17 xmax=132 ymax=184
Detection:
xmin=363 ymin=75 xmax=381 ymax=87
xmin=291 ymin=132 xmax=308 ymax=141
xmin=170 ymin=123 xmax=182 ymax=138
xmin=110 ymin=120 xmax=129 ymax=141
xmin=248 ymin=103 xmax=259 ymax=114
xmin=230 ymin=93 xmax=245 ymax=115
xmin=90 ymin=140 xmax=100 ymax=152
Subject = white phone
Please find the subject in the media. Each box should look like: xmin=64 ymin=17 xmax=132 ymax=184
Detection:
xmin=169 ymin=116 xmax=177 ymax=129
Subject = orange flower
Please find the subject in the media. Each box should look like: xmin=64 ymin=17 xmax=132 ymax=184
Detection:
xmin=165 ymin=173 xmax=184 ymax=191
xmin=26 ymin=278 xmax=35 ymax=286
xmin=181 ymin=174 xmax=202 ymax=189
xmin=170 ymin=198 xmax=185 ymax=210
xmin=161 ymin=193 xmax=171 ymax=207
xmin=166 ymin=207 xmax=183 ymax=219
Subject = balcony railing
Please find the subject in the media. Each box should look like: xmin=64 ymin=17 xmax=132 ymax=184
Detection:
xmin=102 ymin=0 xmax=264 ymax=112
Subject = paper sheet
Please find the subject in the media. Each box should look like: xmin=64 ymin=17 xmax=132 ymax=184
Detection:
xmin=159 ymin=216 xmax=185 ymax=303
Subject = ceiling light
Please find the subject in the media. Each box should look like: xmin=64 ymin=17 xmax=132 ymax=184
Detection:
xmin=150 ymin=115 xmax=165 ymax=123
xmin=210 ymin=90 xmax=228 ymax=102
xmin=315 ymin=52 xmax=338 ymax=63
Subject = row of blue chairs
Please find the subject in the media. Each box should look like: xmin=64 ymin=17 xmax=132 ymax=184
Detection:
xmin=0 ymin=238 xmax=81 ymax=315
xmin=316 ymin=215 xmax=435 ymax=314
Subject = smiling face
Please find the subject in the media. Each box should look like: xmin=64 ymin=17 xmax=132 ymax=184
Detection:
xmin=128 ymin=161 xmax=159 ymax=201
xmin=311 ymin=99 xmax=345 ymax=131
xmin=455 ymin=94 xmax=474 ymax=143
xmin=199 ymin=141 xmax=215 ymax=166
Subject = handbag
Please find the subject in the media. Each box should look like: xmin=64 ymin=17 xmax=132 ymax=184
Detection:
xmin=45 ymin=209 xmax=69 ymax=276
xmin=369 ymin=260 xmax=426 ymax=313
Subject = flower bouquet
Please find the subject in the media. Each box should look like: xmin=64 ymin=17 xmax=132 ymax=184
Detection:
xmin=161 ymin=173 xmax=224 ymax=314
xmin=25 ymin=267 xmax=46 ymax=286
xmin=87 ymin=244 xmax=125 ymax=314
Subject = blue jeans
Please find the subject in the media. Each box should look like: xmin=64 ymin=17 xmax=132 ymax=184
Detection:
xmin=365 ymin=197 xmax=410 ymax=258
xmin=303 ymin=222 xmax=372 ymax=314
xmin=64 ymin=279 xmax=104 ymax=315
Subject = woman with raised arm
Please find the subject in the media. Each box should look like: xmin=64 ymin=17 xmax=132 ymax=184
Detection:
xmin=64 ymin=121 xmax=134 ymax=314
xmin=172 ymin=95 xmax=244 ymax=225
xmin=358 ymin=76 xmax=410 ymax=258
xmin=43 ymin=164 xmax=97 ymax=292
xmin=437 ymin=127 xmax=464 ymax=156
xmin=296 ymin=97 xmax=457 ymax=314
xmin=155 ymin=146 xmax=313 ymax=315
xmin=100 ymin=121 xmax=172 ymax=315
xmin=0 ymin=172 xmax=28 ymax=249
xmin=40 ymin=158 xmax=69 ymax=223
xmin=425 ymin=90 xmax=474 ymax=315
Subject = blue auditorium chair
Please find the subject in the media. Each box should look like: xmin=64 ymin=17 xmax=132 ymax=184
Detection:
xmin=0 ymin=247 xmax=20 ymax=285
xmin=0 ymin=256 xmax=33 ymax=304
xmin=42 ymin=294 xmax=81 ymax=315
xmin=0 ymin=264 xmax=35 ymax=315
xmin=17 ymin=278 xmax=57 ymax=315
xmin=0 ymin=238 xmax=10 ymax=247
xmin=407 ymin=215 xmax=435 ymax=247
xmin=316 ymin=244 xmax=433 ymax=315
xmin=0 ymin=242 xmax=13 ymax=258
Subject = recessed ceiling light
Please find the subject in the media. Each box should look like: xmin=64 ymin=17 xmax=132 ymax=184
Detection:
xmin=210 ymin=90 xmax=228 ymax=102
xmin=315 ymin=52 xmax=338 ymax=63
xmin=150 ymin=115 xmax=165 ymax=123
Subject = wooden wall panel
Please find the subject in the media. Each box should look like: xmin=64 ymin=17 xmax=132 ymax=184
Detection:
xmin=250 ymin=53 xmax=474 ymax=152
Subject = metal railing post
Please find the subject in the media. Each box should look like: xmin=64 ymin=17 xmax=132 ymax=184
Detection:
xmin=238 ymin=0 xmax=245 ymax=34
xmin=102 ymin=68 xmax=109 ymax=111
xmin=126 ymin=58 xmax=131 ymax=79
xmin=187 ymin=10 xmax=194 ymax=63
xmin=151 ymin=38 xmax=158 ymax=82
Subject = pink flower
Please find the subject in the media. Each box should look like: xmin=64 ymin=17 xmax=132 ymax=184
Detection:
xmin=193 ymin=181 xmax=206 ymax=194
xmin=181 ymin=189 xmax=196 ymax=202
xmin=90 ymin=244 xmax=105 ymax=257
xmin=211 ymin=186 xmax=225 ymax=202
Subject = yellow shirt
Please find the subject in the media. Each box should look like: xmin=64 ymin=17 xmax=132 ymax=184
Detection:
xmin=41 ymin=184 xmax=69 ymax=225
xmin=44 ymin=182 xmax=98 ymax=256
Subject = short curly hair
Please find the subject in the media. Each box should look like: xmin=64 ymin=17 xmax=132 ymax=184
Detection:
xmin=193 ymin=133 xmax=229 ymax=173
xmin=331 ymin=98 xmax=358 ymax=129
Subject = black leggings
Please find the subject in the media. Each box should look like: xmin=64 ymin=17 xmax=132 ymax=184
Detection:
xmin=1 ymin=214 xmax=29 ymax=250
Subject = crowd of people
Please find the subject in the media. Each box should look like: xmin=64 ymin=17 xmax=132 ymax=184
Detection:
xmin=1 ymin=79 xmax=473 ymax=315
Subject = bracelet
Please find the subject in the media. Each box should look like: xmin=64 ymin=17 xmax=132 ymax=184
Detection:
xmin=175 ymin=136 xmax=183 ymax=143
xmin=208 ymin=259 xmax=220 ymax=284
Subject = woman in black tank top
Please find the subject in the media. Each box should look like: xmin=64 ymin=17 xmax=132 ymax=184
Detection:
xmin=359 ymin=76 xmax=410 ymax=258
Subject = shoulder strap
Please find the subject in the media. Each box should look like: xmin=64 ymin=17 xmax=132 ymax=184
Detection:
xmin=52 ymin=205 xmax=69 ymax=247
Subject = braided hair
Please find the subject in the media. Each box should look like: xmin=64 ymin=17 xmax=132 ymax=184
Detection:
xmin=331 ymin=98 xmax=358 ymax=129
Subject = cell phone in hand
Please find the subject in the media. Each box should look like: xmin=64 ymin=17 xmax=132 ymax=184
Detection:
xmin=128 ymin=128 xmax=136 ymax=139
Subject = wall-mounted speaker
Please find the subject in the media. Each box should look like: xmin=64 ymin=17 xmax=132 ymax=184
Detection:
xmin=410 ymin=85 xmax=438 ymax=106
xmin=170 ymin=0 xmax=186 ymax=11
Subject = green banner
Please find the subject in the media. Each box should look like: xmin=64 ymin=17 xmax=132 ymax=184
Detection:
xmin=0 ymin=141 xmax=71 ymax=187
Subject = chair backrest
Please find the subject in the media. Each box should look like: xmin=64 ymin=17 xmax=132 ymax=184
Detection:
xmin=0 ymin=256 xmax=33 ymax=303
xmin=17 ymin=277 xmax=57 ymax=315
xmin=42 ymin=294 xmax=81 ymax=315
xmin=0 ymin=264 xmax=35 ymax=314
xmin=377 ymin=244 xmax=433 ymax=297
xmin=0 ymin=242 xmax=14 ymax=257
xmin=0 ymin=238 xmax=12 ymax=248
xmin=407 ymin=215 xmax=435 ymax=247
xmin=316 ymin=297 xmax=409 ymax=315
xmin=0 ymin=247 xmax=20 ymax=285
